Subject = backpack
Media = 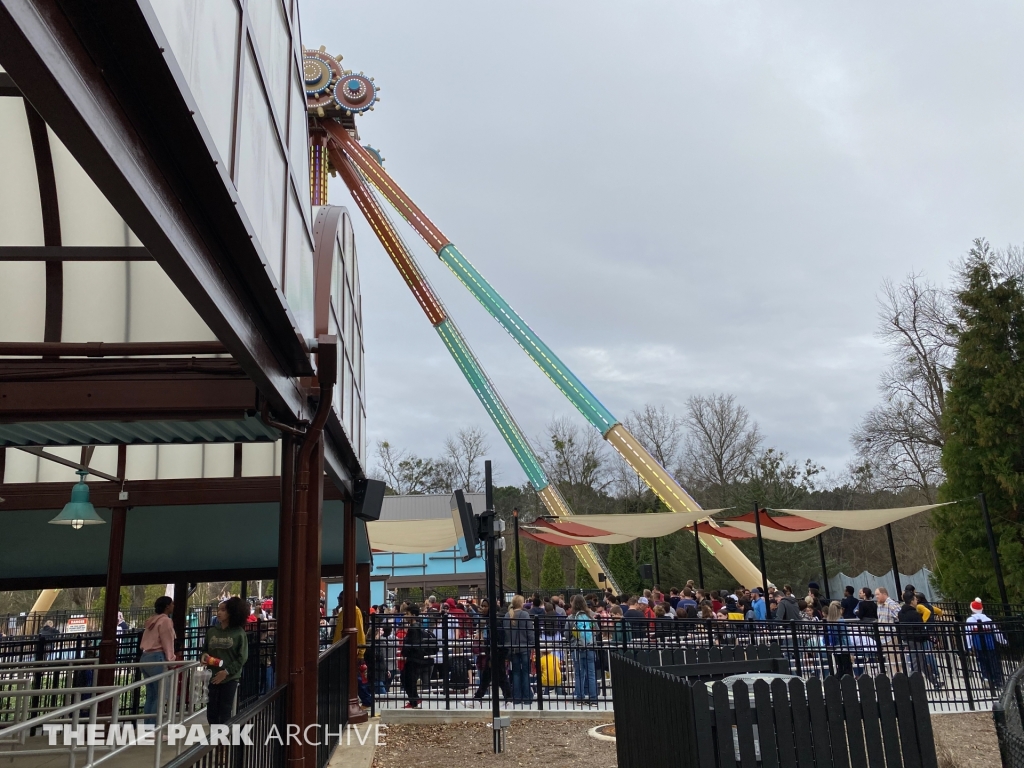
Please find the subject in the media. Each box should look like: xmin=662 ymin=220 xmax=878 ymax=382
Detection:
xmin=571 ymin=613 xmax=596 ymax=647
xmin=970 ymin=623 xmax=996 ymax=651
xmin=540 ymin=653 xmax=562 ymax=686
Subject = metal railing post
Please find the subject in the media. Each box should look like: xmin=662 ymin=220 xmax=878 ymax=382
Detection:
xmin=368 ymin=615 xmax=376 ymax=718
xmin=534 ymin=616 xmax=543 ymax=710
xmin=790 ymin=621 xmax=802 ymax=675
xmin=442 ymin=613 xmax=450 ymax=710
xmin=950 ymin=620 xmax=976 ymax=711
xmin=874 ymin=623 xmax=886 ymax=676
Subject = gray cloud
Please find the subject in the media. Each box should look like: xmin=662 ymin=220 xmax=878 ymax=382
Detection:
xmin=303 ymin=0 xmax=1024 ymax=483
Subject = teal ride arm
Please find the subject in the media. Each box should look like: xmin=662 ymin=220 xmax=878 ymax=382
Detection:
xmin=435 ymin=319 xmax=549 ymax=489
xmin=438 ymin=243 xmax=618 ymax=435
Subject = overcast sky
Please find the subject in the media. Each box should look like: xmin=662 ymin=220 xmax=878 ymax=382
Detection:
xmin=301 ymin=1 xmax=1024 ymax=486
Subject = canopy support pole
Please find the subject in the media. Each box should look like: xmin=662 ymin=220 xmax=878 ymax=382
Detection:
xmin=753 ymin=503 xmax=770 ymax=607
xmin=978 ymin=492 xmax=1010 ymax=616
xmin=885 ymin=524 xmax=902 ymax=597
xmin=652 ymin=539 xmax=661 ymax=588
xmin=693 ymin=522 xmax=704 ymax=590
xmin=817 ymin=534 xmax=830 ymax=602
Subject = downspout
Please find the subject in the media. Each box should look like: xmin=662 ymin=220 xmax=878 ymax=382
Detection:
xmin=285 ymin=336 xmax=336 ymax=768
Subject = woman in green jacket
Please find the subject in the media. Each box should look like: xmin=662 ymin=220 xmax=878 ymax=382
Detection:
xmin=201 ymin=597 xmax=250 ymax=724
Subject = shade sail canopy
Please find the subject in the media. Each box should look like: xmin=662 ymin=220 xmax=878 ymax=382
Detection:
xmin=710 ymin=508 xmax=828 ymax=543
xmin=367 ymin=518 xmax=460 ymax=554
xmin=723 ymin=521 xmax=831 ymax=543
xmin=520 ymin=528 xmax=592 ymax=548
xmin=769 ymin=504 xmax=949 ymax=531
xmin=722 ymin=509 xmax=823 ymax=531
xmin=695 ymin=521 xmax=754 ymax=540
xmin=531 ymin=519 xmax=633 ymax=544
xmin=542 ymin=510 xmax=726 ymax=540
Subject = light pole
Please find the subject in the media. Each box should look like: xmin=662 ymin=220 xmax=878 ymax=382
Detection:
xmin=481 ymin=461 xmax=509 ymax=752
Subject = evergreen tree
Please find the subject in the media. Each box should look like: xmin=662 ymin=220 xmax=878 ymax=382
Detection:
xmin=507 ymin=540 xmax=532 ymax=592
xmin=607 ymin=543 xmax=642 ymax=595
xmin=936 ymin=240 xmax=1024 ymax=601
xmin=575 ymin=560 xmax=597 ymax=590
xmin=540 ymin=545 xmax=566 ymax=590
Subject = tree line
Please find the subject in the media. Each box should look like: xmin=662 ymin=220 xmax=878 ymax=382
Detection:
xmin=371 ymin=240 xmax=1024 ymax=603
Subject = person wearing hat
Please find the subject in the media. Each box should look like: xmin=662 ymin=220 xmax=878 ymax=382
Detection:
xmin=965 ymin=598 xmax=1007 ymax=689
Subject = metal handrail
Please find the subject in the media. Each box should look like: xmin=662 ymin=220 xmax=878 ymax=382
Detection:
xmin=0 ymin=659 xmax=206 ymax=768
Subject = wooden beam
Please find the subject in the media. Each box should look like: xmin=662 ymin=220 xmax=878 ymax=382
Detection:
xmin=0 ymin=341 xmax=226 ymax=357
xmin=16 ymin=446 xmax=121 ymax=482
xmin=0 ymin=377 xmax=257 ymax=422
xmin=0 ymin=476 xmax=345 ymax=510
xmin=0 ymin=245 xmax=152 ymax=261
xmin=0 ymin=72 xmax=18 ymax=96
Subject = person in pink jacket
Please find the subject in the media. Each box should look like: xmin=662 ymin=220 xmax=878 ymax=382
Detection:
xmin=139 ymin=596 xmax=176 ymax=725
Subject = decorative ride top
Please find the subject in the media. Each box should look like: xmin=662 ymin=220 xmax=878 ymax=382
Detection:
xmin=303 ymin=46 xmax=378 ymax=118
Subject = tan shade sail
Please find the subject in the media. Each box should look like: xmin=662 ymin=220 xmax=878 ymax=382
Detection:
xmin=722 ymin=521 xmax=832 ymax=543
xmin=543 ymin=510 xmax=725 ymax=539
xmin=526 ymin=523 xmax=634 ymax=545
xmin=366 ymin=518 xmax=457 ymax=553
xmin=769 ymin=504 xmax=949 ymax=531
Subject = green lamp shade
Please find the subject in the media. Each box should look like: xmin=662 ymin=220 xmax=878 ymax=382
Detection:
xmin=49 ymin=470 xmax=106 ymax=529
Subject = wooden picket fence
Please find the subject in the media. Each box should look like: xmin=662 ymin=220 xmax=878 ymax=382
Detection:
xmin=610 ymin=653 xmax=938 ymax=768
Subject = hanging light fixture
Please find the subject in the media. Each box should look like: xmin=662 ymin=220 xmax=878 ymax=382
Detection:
xmin=49 ymin=470 xmax=106 ymax=529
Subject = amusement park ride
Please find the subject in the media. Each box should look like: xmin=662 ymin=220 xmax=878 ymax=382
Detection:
xmin=302 ymin=47 xmax=763 ymax=592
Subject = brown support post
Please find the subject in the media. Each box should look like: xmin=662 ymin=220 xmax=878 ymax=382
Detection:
xmin=97 ymin=445 xmax=128 ymax=709
xmin=288 ymin=450 xmax=310 ymax=768
xmin=172 ymin=582 xmax=188 ymax=655
xmin=303 ymin=438 xmax=327 ymax=767
xmin=357 ymin=563 xmax=371 ymax=616
xmin=343 ymin=499 xmax=365 ymax=723
xmin=276 ymin=434 xmax=296 ymax=757
xmin=285 ymin=335 xmax=337 ymax=768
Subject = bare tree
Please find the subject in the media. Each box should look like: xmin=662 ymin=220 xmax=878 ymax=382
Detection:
xmin=852 ymin=401 xmax=944 ymax=501
xmin=852 ymin=273 xmax=956 ymax=499
xmin=681 ymin=393 xmax=763 ymax=507
xmin=372 ymin=440 xmax=440 ymax=495
xmin=439 ymin=427 xmax=490 ymax=493
xmin=540 ymin=416 xmax=612 ymax=514
xmin=615 ymin=404 xmax=685 ymax=505
xmin=625 ymin=404 xmax=685 ymax=475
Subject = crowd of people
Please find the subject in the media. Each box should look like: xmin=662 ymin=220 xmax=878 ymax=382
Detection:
xmin=361 ymin=582 xmax=1012 ymax=709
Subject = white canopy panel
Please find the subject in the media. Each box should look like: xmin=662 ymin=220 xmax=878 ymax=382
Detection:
xmin=547 ymin=510 xmax=729 ymax=539
xmin=770 ymin=504 xmax=949 ymax=531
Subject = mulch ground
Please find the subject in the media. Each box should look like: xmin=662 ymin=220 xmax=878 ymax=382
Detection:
xmin=932 ymin=711 xmax=1000 ymax=768
xmin=371 ymin=719 xmax=616 ymax=768
xmin=372 ymin=711 xmax=998 ymax=768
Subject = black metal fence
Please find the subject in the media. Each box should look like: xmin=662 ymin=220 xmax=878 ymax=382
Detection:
xmin=932 ymin=601 xmax=1024 ymax=621
xmin=316 ymin=636 xmax=350 ymax=768
xmin=611 ymin=652 xmax=938 ymax=768
xmin=995 ymin=665 xmax=1024 ymax=767
xmin=0 ymin=619 xmax=293 ymax=721
xmin=0 ymin=607 xmax=216 ymax=636
xmin=366 ymin=612 xmax=1024 ymax=712
xmin=163 ymin=637 xmax=351 ymax=768
xmin=163 ymin=684 xmax=287 ymax=768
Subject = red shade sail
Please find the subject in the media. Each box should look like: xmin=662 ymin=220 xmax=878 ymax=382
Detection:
xmin=695 ymin=522 xmax=755 ymax=540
